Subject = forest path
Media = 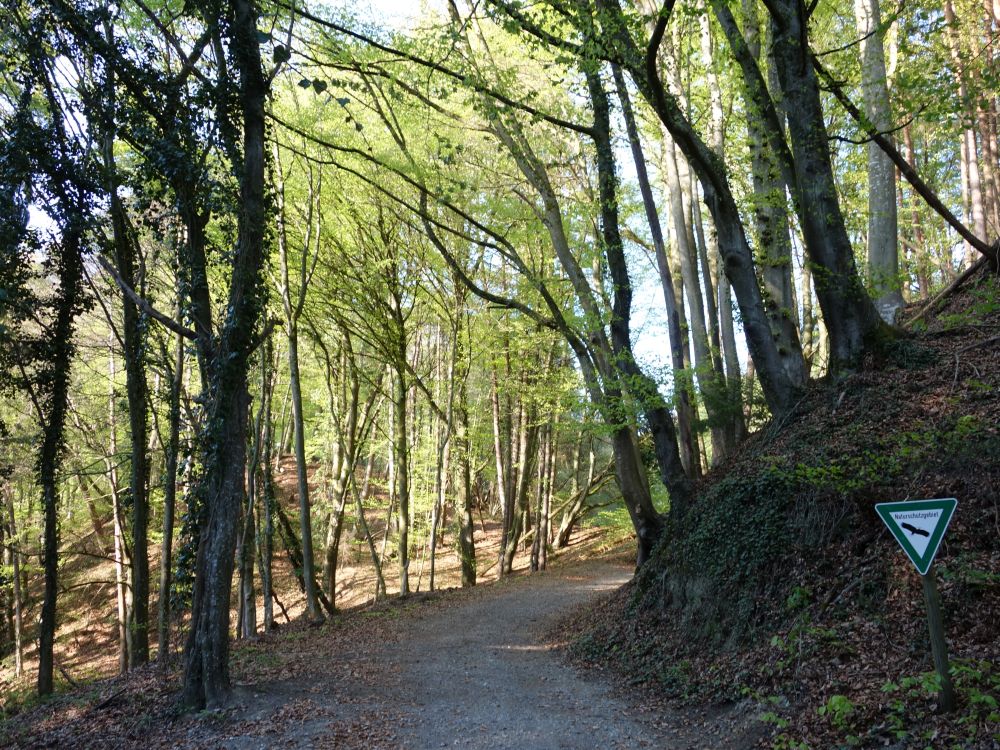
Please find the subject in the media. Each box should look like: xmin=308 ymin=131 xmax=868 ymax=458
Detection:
xmin=225 ymin=560 xmax=760 ymax=749
xmin=375 ymin=563 xmax=650 ymax=749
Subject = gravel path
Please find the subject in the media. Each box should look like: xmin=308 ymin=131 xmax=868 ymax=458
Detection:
xmin=220 ymin=561 xmax=762 ymax=749
xmin=380 ymin=564 xmax=655 ymax=749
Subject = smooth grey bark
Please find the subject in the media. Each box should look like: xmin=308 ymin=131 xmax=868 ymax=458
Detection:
xmin=738 ymin=0 xmax=807 ymax=386
xmin=765 ymin=0 xmax=886 ymax=369
xmin=157 ymin=301 xmax=184 ymax=661
xmin=855 ymin=0 xmax=904 ymax=322
xmin=664 ymin=136 xmax=714 ymax=389
xmin=693 ymin=13 xmax=733 ymax=424
xmin=452 ymin=293 xmax=477 ymax=587
xmin=491 ymin=370 xmax=512 ymax=568
xmin=531 ymin=417 xmax=556 ymax=571
xmin=610 ymin=64 xmax=699 ymax=477
xmin=237 ymin=478 xmax=257 ymax=639
xmin=239 ymin=369 xmax=268 ymax=640
xmin=427 ymin=320 xmax=458 ymax=592
xmin=107 ymin=350 xmax=130 ymax=673
xmin=901 ymin=126 xmax=931 ymax=296
xmin=530 ymin=423 xmax=548 ymax=572
xmin=392 ymin=365 xmax=411 ymax=595
xmin=503 ymin=394 xmax=538 ymax=575
xmin=274 ymin=151 xmax=323 ymax=623
xmin=257 ymin=338 xmax=276 ymax=632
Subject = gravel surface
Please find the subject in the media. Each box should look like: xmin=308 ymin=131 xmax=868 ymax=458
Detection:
xmin=381 ymin=564 xmax=657 ymax=749
xmin=224 ymin=561 xmax=762 ymax=749
xmin=2 ymin=559 xmax=762 ymax=749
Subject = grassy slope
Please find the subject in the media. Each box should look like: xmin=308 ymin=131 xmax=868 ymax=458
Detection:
xmin=563 ymin=272 xmax=1000 ymax=749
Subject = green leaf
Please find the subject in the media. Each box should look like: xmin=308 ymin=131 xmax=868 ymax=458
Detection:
xmin=336 ymin=97 xmax=349 ymax=107
xmin=312 ymin=79 xmax=328 ymax=94
xmin=298 ymin=78 xmax=312 ymax=88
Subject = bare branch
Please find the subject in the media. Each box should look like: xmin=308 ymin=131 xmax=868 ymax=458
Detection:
xmin=95 ymin=255 xmax=198 ymax=341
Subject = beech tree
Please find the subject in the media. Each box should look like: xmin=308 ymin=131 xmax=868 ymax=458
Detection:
xmin=3 ymin=0 xmax=998 ymax=707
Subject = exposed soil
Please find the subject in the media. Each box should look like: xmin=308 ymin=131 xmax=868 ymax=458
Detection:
xmin=1 ymin=557 xmax=764 ymax=749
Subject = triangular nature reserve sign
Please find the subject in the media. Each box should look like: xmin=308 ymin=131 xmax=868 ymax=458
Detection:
xmin=875 ymin=499 xmax=958 ymax=576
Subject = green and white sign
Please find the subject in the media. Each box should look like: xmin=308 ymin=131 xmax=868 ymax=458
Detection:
xmin=875 ymin=498 xmax=957 ymax=575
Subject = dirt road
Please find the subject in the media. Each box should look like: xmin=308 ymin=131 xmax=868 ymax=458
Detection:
xmin=375 ymin=564 xmax=652 ymax=749
xmin=4 ymin=559 xmax=761 ymax=749
xmin=220 ymin=561 xmax=760 ymax=749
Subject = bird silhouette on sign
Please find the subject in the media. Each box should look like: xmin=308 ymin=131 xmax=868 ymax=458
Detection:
xmin=901 ymin=522 xmax=930 ymax=538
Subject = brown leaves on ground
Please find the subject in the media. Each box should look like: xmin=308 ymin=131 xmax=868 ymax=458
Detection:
xmin=556 ymin=272 xmax=1000 ymax=750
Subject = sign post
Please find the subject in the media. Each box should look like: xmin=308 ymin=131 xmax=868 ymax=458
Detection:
xmin=875 ymin=499 xmax=957 ymax=713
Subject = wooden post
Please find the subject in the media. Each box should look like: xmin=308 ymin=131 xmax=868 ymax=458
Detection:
xmin=921 ymin=565 xmax=956 ymax=712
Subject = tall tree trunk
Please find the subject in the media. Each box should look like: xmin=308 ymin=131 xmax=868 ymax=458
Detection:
xmin=603 ymin=0 xmax=803 ymax=412
xmin=902 ymin=125 xmax=931 ymax=297
xmin=5 ymin=489 xmax=23 ymax=677
xmin=254 ymin=336 xmax=276 ymax=632
xmin=765 ymin=0 xmax=885 ymax=369
xmin=322 ymin=488 xmax=348 ymax=609
xmin=274 ymin=152 xmax=323 ymax=624
xmin=556 ymin=431 xmax=588 ymax=548
xmin=587 ymin=69 xmax=689 ymax=526
xmin=706 ymin=0 xmax=884 ymax=370
xmin=540 ymin=415 xmax=557 ymax=570
xmin=503 ymin=406 xmax=538 ymax=575
xmin=530 ymin=423 xmax=548 ymax=573
xmin=392 ymin=364 xmax=411 ymax=596
xmin=236 ymin=483 xmax=256 ymax=639
xmin=453 ymin=305 xmax=476 ymax=586
xmin=182 ymin=0 xmax=268 ymax=709
xmin=353 ymin=455 xmax=386 ymax=599
xmin=158 ymin=301 xmax=184 ymax=662
xmin=108 ymin=347 xmax=130 ymax=674
xmin=737 ymin=0 xmax=808 ymax=389
xmin=855 ymin=0 xmax=904 ymax=322
xmin=34 ymin=226 xmax=84 ymax=697
xmin=944 ymin=0 xmax=989 ymax=266
xmin=285 ymin=329 xmax=322 ymax=621
xmin=429 ymin=325 xmax=455 ymax=592
xmin=611 ymin=64 xmax=699 ymax=477
xmin=491 ymin=370 xmax=511 ymax=562
xmin=102 ymin=54 xmax=151 ymax=665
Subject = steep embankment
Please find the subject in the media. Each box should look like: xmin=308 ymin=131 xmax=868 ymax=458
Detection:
xmin=564 ymin=271 xmax=1000 ymax=748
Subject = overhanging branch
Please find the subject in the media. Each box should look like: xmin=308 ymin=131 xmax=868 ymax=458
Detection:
xmin=95 ymin=255 xmax=198 ymax=341
xmin=813 ymin=55 xmax=997 ymax=263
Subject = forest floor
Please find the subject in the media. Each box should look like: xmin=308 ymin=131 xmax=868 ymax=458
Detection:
xmin=0 ymin=550 xmax=766 ymax=749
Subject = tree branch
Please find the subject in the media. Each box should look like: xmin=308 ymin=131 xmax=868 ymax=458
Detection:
xmin=95 ymin=255 xmax=198 ymax=340
xmin=272 ymin=0 xmax=594 ymax=135
xmin=813 ymin=55 xmax=997 ymax=262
